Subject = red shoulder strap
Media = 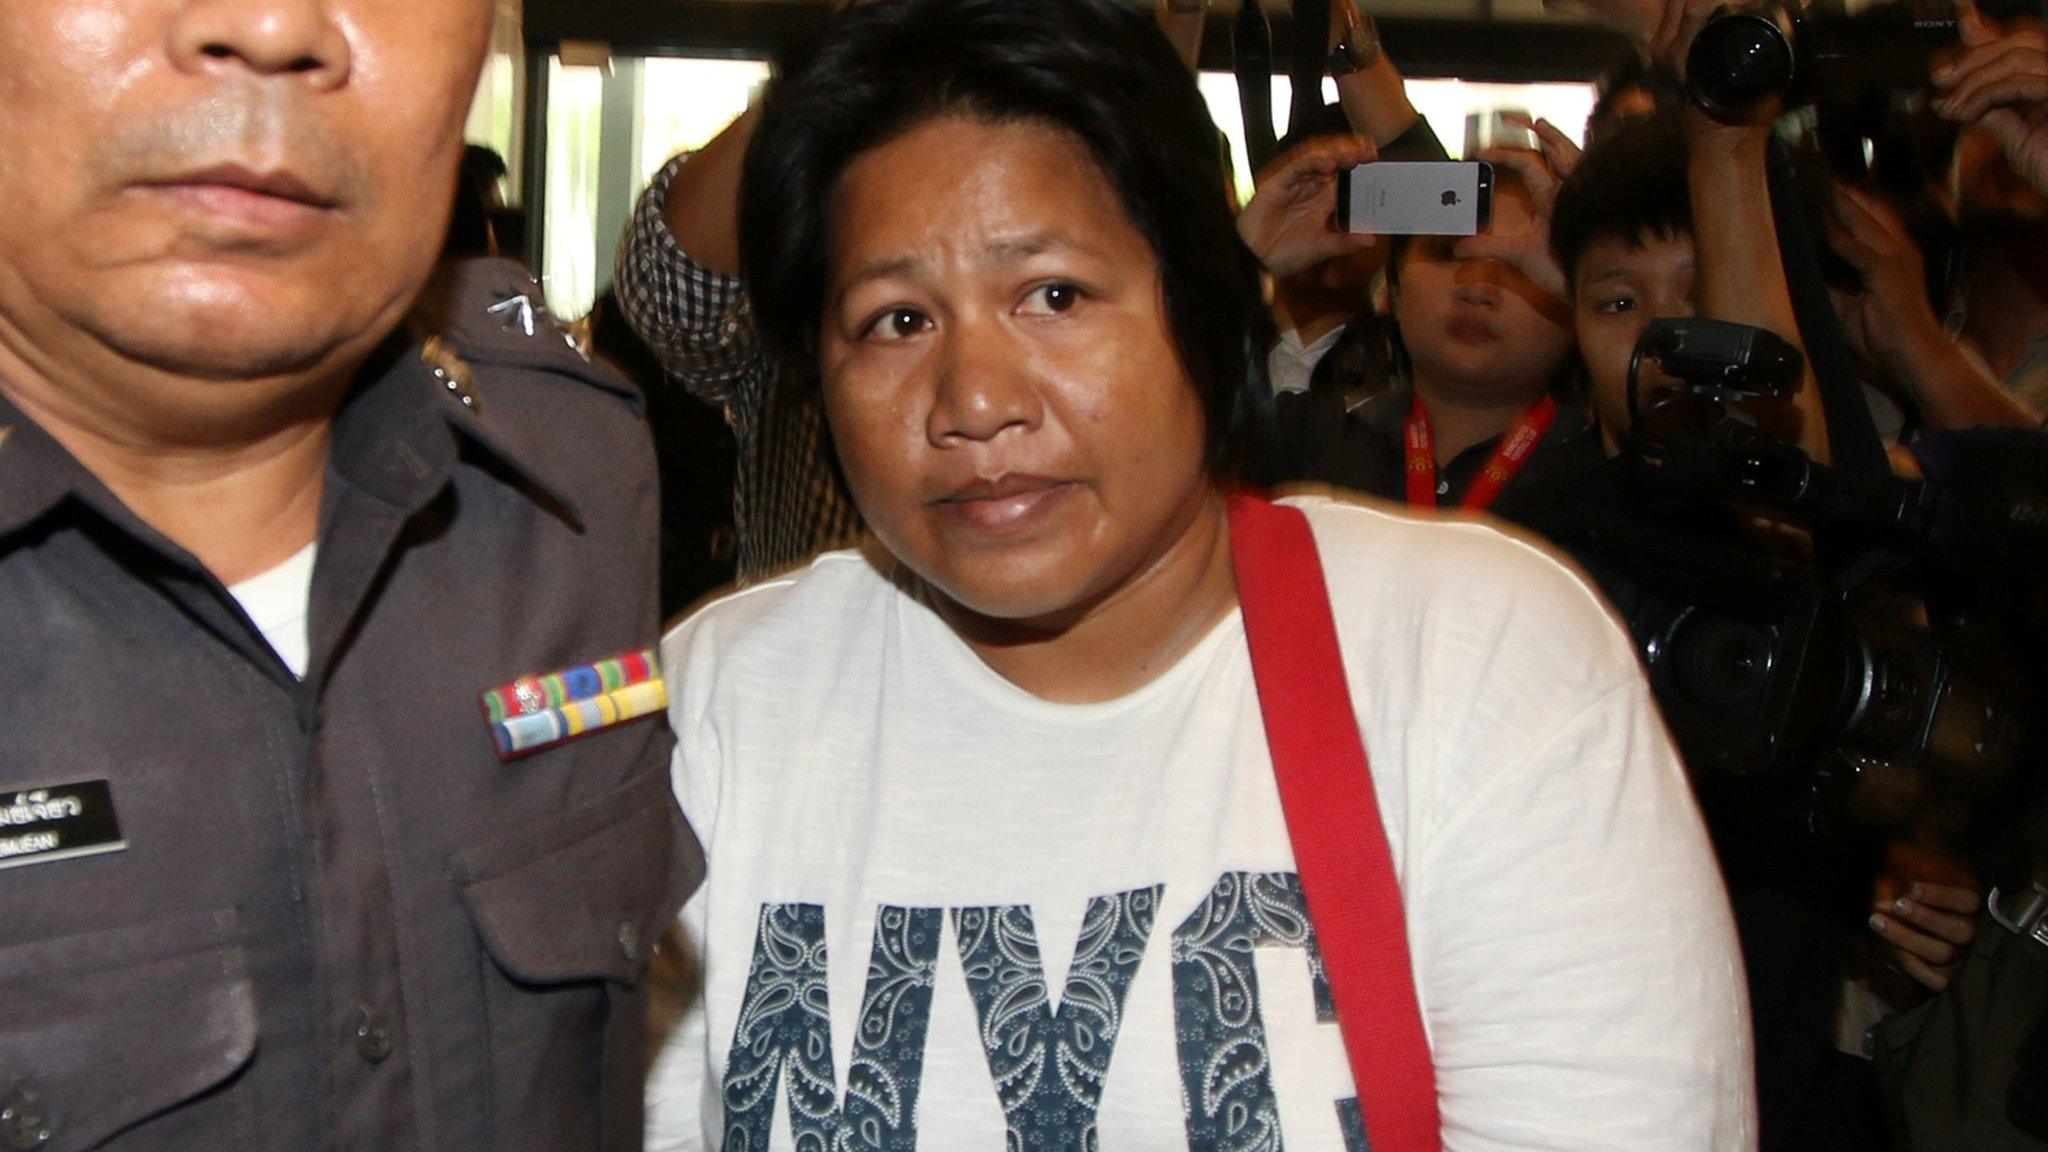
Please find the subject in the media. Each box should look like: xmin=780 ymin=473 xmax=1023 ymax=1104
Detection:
xmin=1226 ymin=491 xmax=1441 ymax=1152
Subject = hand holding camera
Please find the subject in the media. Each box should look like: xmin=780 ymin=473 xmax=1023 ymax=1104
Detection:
xmin=1826 ymin=184 xmax=1941 ymax=380
xmin=1935 ymin=10 xmax=2048 ymax=198
xmin=1869 ymin=841 xmax=1983 ymax=994
xmin=1456 ymin=139 xmax=1573 ymax=302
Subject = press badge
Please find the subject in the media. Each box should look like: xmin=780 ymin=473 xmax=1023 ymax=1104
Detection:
xmin=0 ymin=780 xmax=125 ymax=872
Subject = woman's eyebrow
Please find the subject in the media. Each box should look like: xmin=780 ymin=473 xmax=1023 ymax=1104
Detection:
xmin=984 ymin=229 xmax=1108 ymax=265
xmin=835 ymin=230 xmax=1112 ymax=300
xmin=839 ymin=256 xmax=921 ymax=295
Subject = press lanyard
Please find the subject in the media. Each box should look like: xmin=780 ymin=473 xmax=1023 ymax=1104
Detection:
xmin=1404 ymin=394 xmax=1558 ymax=512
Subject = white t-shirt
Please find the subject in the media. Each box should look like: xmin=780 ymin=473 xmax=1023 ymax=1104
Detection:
xmin=652 ymin=494 xmax=1755 ymax=1151
xmin=228 ymin=541 xmax=317 ymax=679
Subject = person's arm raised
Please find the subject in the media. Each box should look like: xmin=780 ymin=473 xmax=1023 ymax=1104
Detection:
xmin=658 ymin=0 xmax=877 ymax=276
xmin=1454 ymin=145 xmax=1571 ymax=303
xmin=1685 ymin=107 xmax=1832 ymax=461
xmin=1328 ymin=1 xmax=1426 ymax=150
xmin=657 ymin=105 xmax=760 ymax=279
xmin=1828 ymin=183 xmax=2040 ymax=431
xmin=1606 ymin=0 xmax=1829 ymax=458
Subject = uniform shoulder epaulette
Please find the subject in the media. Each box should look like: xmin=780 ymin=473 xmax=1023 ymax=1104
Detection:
xmin=411 ymin=256 xmax=639 ymax=405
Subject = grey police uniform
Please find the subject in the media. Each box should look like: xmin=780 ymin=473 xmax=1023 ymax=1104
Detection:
xmin=0 ymin=258 xmax=702 ymax=1152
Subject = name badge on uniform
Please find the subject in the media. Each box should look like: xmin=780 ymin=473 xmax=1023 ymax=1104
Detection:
xmin=0 ymin=780 xmax=125 ymax=872
xmin=480 ymin=648 xmax=667 ymax=761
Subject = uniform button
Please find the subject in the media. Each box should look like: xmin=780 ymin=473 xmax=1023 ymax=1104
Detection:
xmin=617 ymin=919 xmax=641 ymax=963
xmin=1436 ymin=480 xmax=1450 ymax=496
xmin=354 ymin=1006 xmax=395 ymax=1065
xmin=0 ymin=1088 xmax=51 ymax=1151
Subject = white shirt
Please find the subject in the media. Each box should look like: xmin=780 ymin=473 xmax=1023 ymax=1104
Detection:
xmin=1268 ymin=326 xmax=1347 ymax=395
xmin=651 ymin=494 xmax=1755 ymax=1151
xmin=227 ymin=542 xmax=317 ymax=679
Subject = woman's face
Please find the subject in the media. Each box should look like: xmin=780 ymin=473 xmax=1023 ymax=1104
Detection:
xmin=818 ymin=114 xmax=1213 ymax=626
xmin=1392 ymin=184 xmax=1574 ymax=403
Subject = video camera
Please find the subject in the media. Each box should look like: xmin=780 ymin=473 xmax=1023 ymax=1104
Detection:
xmin=1605 ymin=318 xmax=2041 ymax=838
xmin=1686 ymin=0 xmax=1960 ymax=120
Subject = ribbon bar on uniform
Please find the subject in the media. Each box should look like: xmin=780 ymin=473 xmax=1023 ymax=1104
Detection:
xmin=482 ymin=648 xmax=659 ymax=722
xmin=481 ymin=649 xmax=666 ymax=761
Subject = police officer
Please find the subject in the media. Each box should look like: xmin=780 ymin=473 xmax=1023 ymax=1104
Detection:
xmin=0 ymin=1 xmax=698 ymax=1150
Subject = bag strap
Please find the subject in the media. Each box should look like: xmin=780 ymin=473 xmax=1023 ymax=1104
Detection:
xmin=1226 ymin=491 xmax=1441 ymax=1152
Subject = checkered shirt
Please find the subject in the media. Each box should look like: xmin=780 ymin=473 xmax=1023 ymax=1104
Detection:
xmin=613 ymin=153 xmax=863 ymax=580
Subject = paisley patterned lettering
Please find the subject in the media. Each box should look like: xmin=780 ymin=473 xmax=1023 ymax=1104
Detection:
xmin=1171 ymin=872 xmax=1366 ymax=1152
xmin=952 ymin=886 xmax=1163 ymax=1152
xmin=721 ymin=904 xmax=942 ymax=1152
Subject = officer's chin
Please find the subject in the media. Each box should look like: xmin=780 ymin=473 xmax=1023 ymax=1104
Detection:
xmin=83 ymin=274 xmax=398 ymax=404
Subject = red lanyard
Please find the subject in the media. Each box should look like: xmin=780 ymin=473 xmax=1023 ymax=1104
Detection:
xmin=1404 ymin=394 xmax=1558 ymax=512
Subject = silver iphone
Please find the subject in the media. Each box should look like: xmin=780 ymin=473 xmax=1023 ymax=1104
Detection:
xmin=1336 ymin=161 xmax=1494 ymax=236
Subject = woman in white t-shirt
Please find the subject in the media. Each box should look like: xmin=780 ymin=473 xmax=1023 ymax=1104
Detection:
xmin=650 ymin=1 xmax=1755 ymax=1148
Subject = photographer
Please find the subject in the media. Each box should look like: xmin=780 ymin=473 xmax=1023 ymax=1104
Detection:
xmin=1539 ymin=109 xmax=1994 ymax=1152
xmin=1442 ymin=3 xmax=2042 ymax=1148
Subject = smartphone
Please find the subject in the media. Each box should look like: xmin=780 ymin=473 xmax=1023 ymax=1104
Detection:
xmin=1464 ymin=110 xmax=1538 ymax=156
xmin=1336 ymin=162 xmax=1494 ymax=236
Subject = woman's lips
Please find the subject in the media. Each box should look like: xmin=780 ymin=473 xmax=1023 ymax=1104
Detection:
xmin=1444 ymin=315 xmax=1501 ymax=345
xmin=931 ymin=475 xmax=1077 ymax=535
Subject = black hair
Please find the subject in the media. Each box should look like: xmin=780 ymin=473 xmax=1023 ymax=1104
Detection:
xmin=739 ymin=0 xmax=1270 ymax=463
xmin=445 ymin=146 xmax=510 ymax=258
xmin=1550 ymin=112 xmax=1694 ymax=290
xmin=462 ymin=144 xmax=510 ymax=189
xmin=1585 ymin=56 xmax=1685 ymax=147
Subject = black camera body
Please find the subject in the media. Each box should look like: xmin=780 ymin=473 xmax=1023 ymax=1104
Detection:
xmin=1600 ymin=319 xmax=2037 ymax=838
xmin=1687 ymin=0 xmax=1959 ymax=120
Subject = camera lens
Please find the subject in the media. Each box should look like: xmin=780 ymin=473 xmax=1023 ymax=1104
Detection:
xmin=1663 ymin=610 xmax=1778 ymax=714
xmin=1840 ymin=628 xmax=1936 ymax=757
xmin=1687 ymin=8 xmax=1799 ymax=119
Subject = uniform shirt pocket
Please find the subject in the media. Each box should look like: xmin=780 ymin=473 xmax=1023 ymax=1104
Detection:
xmin=0 ymin=908 xmax=256 ymax=1152
xmin=450 ymin=768 xmax=696 ymax=1152
xmin=453 ymin=767 xmax=695 ymax=985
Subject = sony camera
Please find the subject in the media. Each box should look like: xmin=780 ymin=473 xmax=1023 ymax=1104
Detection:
xmin=1687 ymin=0 xmax=1960 ymax=120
